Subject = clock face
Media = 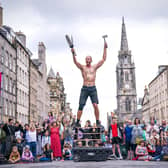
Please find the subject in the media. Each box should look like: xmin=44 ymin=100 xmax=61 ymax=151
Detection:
xmin=125 ymin=84 xmax=129 ymax=89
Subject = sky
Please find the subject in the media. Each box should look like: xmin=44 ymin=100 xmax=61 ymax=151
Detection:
xmin=1 ymin=0 xmax=168 ymax=127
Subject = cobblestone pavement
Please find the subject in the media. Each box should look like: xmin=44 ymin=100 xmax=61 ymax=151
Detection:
xmin=0 ymin=160 xmax=168 ymax=168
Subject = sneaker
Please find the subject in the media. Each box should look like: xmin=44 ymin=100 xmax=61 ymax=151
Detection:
xmin=75 ymin=122 xmax=81 ymax=127
xmin=96 ymin=120 xmax=101 ymax=127
xmin=109 ymin=154 xmax=117 ymax=159
xmin=118 ymin=155 xmax=123 ymax=160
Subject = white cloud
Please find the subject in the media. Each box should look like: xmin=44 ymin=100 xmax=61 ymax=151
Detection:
xmin=2 ymin=0 xmax=168 ymax=127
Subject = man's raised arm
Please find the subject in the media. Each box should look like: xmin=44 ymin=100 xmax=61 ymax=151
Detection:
xmin=95 ymin=42 xmax=107 ymax=69
xmin=71 ymin=48 xmax=83 ymax=70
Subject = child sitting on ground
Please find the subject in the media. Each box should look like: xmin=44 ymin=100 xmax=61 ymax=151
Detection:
xmin=21 ymin=145 xmax=34 ymax=162
xmin=39 ymin=143 xmax=53 ymax=162
xmin=62 ymin=143 xmax=72 ymax=160
xmin=135 ymin=140 xmax=152 ymax=161
xmin=8 ymin=146 xmax=20 ymax=164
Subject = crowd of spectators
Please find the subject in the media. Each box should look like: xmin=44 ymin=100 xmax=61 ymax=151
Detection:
xmin=0 ymin=112 xmax=168 ymax=164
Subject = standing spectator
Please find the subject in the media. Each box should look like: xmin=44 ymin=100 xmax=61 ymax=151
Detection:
xmin=3 ymin=118 xmax=15 ymax=158
xmin=146 ymin=117 xmax=159 ymax=140
xmin=15 ymin=135 xmax=24 ymax=156
xmin=48 ymin=112 xmax=54 ymax=124
xmin=0 ymin=122 xmax=6 ymax=154
xmin=131 ymin=118 xmax=143 ymax=155
xmin=125 ymin=120 xmax=133 ymax=160
xmin=64 ymin=121 xmax=73 ymax=146
xmin=14 ymin=121 xmax=24 ymax=140
xmin=23 ymin=124 xmax=29 ymax=144
xmin=50 ymin=121 xmax=62 ymax=160
xmin=36 ymin=127 xmax=42 ymax=156
xmin=108 ymin=116 xmax=123 ymax=159
xmin=27 ymin=123 xmax=37 ymax=157
xmin=42 ymin=119 xmax=50 ymax=133
xmin=42 ymin=130 xmax=50 ymax=149
xmin=159 ymin=120 xmax=167 ymax=133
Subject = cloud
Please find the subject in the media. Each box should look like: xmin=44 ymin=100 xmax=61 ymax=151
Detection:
xmin=2 ymin=0 xmax=168 ymax=127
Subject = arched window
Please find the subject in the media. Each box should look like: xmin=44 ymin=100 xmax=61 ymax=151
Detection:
xmin=126 ymin=98 xmax=131 ymax=111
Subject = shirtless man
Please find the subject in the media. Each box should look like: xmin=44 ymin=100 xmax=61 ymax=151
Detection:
xmin=71 ymin=42 xmax=107 ymax=127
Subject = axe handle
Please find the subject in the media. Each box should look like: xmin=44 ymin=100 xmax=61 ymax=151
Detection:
xmin=103 ymin=38 xmax=108 ymax=48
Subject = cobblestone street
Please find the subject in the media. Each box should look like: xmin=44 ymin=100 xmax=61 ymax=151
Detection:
xmin=0 ymin=160 xmax=168 ymax=168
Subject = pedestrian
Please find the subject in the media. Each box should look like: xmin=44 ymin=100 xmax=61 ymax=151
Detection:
xmin=50 ymin=121 xmax=62 ymax=160
xmin=108 ymin=116 xmax=123 ymax=159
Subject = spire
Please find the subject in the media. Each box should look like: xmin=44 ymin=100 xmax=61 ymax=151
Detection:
xmin=48 ymin=67 xmax=55 ymax=78
xmin=120 ymin=16 xmax=129 ymax=51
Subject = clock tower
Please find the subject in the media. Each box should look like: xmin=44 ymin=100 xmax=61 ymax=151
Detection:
xmin=116 ymin=17 xmax=137 ymax=121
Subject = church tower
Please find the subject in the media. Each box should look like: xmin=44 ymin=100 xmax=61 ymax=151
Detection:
xmin=116 ymin=17 xmax=137 ymax=121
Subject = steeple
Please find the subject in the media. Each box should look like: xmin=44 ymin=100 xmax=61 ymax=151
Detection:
xmin=48 ymin=67 xmax=55 ymax=78
xmin=120 ymin=17 xmax=129 ymax=51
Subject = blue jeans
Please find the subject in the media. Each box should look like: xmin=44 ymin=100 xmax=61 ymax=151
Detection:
xmin=40 ymin=157 xmax=51 ymax=162
xmin=29 ymin=142 xmax=36 ymax=157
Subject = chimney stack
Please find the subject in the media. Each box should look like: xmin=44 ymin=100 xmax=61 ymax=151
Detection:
xmin=16 ymin=31 xmax=26 ymax=47
xmin=0 ymin=3 xmax=3 ymax=27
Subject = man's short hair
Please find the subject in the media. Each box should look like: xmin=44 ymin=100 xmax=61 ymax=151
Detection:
xmin=8 ymin=118 xmax=13 ymax=123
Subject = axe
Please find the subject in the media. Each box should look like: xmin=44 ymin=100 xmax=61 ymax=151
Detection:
xmin=65 ymin=34 xmax=77 ymax=56
xmin=65 ymin=34 xmax=74 ymax=48
xmin=102 ymin=35 xmax=108 ymax=48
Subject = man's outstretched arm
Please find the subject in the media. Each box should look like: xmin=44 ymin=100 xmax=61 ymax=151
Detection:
xmin=71 ymin=48 xmax=83 ymax=70
xmin=95 ymin=42 xmax=107 ymax=69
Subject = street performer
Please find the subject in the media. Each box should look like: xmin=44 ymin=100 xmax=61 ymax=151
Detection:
xmin=70 ymin=40 xmax=107 ymax=127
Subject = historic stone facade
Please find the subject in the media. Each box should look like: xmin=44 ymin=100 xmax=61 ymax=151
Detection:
xmin=29 ymin=60 xmax=42 ymax=123
xmin=0 ymin=26 xmax=17 ymax=122
xmin=116 ymin=18 xmax=137 ymax=121
xmin=15 ymin=32 xmax=30 ymax=124
xmin=32 ymin=42 xmax=50 ymax=123
xmin=142 ymin=66 xmax=168 ymax=123
xmin=47 ymin=68 xmax=66 ymax=119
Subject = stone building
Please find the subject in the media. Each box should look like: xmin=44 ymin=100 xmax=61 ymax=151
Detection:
xmin=32 ymin=42 xmax=50 ymax=123
xmin=142 ymin=65 xmax=168 ymax=123
xmin=47 ymin=68 xmax=66 ymax=119
xmin=15 ymin=31 xmax=30 ymax=124
xmin=29 ymin=60 xmax=42 ymax=123
xmin=116 ymin=18 xmax=138 ymax=121
xmin=0 ymin=8 xmax=17 ymax=122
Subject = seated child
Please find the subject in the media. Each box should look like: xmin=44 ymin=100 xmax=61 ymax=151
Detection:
xmin=62 ymin=143 xmax=72 ymax=160
xmin=39 ymin=143 xmax=53 ymax=162
xmin=151 ymin=139 xmax=163 ymax=161
xmin=161 ymin=140 xmax=168 ymax=161
xmin=16 ymin=135 xmax=24 ymax=156
xmin=8 ymin=146 xmax=20 ymax=164
xmin=135 ymin=140 xmax=152 ymax=161
xmin=21 ymin=145 xmax=34 ymax=162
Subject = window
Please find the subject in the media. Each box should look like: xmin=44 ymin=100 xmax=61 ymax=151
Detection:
xmin=125 ymin=98 xmax=131 ymax=111
xmin=1 ymin=46 xmax=4 ymax=63
xmin=5 ymin=76 xmax=8 ymax=91
xmin=5 ymin=51 xmax=9 ymax=67
xmin=125 ymin=71 xmax=129 ymax=81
